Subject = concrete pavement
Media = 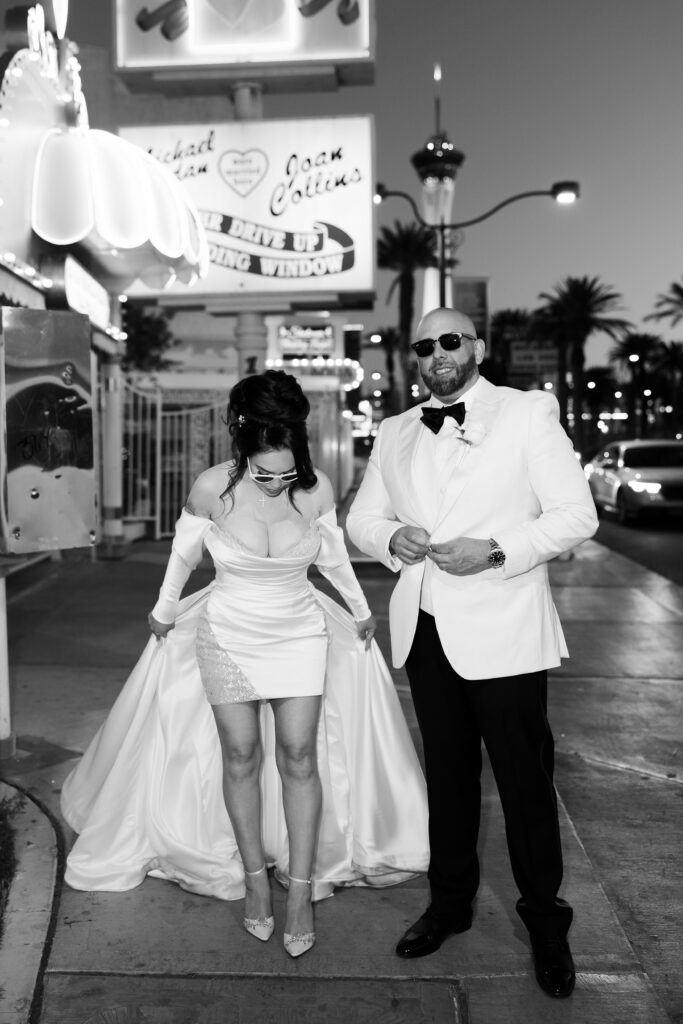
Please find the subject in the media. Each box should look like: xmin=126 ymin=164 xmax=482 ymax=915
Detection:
xmin=0 ymin=515 xmax=681 ymax=1022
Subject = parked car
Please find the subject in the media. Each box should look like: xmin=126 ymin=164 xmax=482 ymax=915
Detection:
xmin=584 ymin=439 xmax=683 ymax=524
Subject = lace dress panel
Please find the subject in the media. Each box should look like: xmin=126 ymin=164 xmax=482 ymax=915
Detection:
xmin=195 ymin=614 xmax=259 ymax=705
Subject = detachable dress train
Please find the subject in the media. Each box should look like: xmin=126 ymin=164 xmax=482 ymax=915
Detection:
xmin=60 ymin=507 xmax=430 ymax=902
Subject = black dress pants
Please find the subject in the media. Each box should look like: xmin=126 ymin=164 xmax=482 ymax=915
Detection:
xmin=405 ymin=610 xmax=573 ymax=939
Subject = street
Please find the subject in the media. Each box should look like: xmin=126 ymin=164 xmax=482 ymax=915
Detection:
xmin=596 ymin=512 xmax=683 ymax=587
xmin=550 ymin=517 xmax=683 ymax=1023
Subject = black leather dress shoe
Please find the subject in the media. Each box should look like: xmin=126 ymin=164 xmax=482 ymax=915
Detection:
xmin=395 ymin=911 xmax=472 ymax=959
xmin=531 ymin=936 xmax=576 ymax=998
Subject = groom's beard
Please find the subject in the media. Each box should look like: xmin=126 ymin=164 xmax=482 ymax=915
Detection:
xmin=420 ymin=353 xmax=478 ymax=398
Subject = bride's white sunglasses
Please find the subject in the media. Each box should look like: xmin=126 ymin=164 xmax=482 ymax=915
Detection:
xmin=247 ymin=457 xmax=299 ymax=484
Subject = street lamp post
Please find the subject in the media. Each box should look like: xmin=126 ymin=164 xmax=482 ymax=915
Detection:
xmin=375 ymin=179 xmax=581 ymax=309
xmin=374 ymin=64 xmax=579 ymax=309
xmin=411 ymin=64 xmax=465 ymax=311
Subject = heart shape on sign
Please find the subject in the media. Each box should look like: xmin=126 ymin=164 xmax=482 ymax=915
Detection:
xmin=207 ymin=0 xmax=251 ymax=27
xmin=207 ymin=0 xmax=285 ymax=30
xmin=218 ymin=149 xmax=269 ymax=198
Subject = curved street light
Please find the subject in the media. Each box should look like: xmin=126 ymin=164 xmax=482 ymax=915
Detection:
xmin=374 ymin=179 xmax=581 ymax=307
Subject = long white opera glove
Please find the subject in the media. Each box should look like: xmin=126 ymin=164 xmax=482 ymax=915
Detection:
xmin=151 ymin=509 xmax=213 ymax=624
xmin=315 ymin=508 xmax=371 ymax=622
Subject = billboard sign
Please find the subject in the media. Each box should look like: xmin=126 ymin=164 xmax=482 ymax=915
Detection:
xmin=279 ymin=323 xmax=336 ymax=356
xmin=508 ymin=340 xmax=558 ymax=388
xmin=121 ymin=116 xmax=375 ymax=308
xmin=115 ymin=0 xmax=372 ymax=74
xmin=452 ymin=276 xmax=490 ymax=340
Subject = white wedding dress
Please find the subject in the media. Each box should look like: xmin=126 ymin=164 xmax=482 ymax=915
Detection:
xmin=60 ymin=508 xmax=430 ymax=903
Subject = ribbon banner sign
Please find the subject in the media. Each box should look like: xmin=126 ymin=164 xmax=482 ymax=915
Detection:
xmin=115 ymin=0 xmax=373 ymax=75
xmin=121 ymin=116 xmax=376 ymax=307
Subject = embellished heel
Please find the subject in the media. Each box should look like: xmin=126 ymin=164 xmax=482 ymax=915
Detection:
xmin=243 ymin=865 xmax=274 ymax=942
xmin=284 ymin=875 xmax=315 ymax=958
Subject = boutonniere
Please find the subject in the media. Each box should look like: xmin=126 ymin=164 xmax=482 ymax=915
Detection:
xmin=455 ymin=406 xmax=498 ymax=448
xmin=456 ymin=422 xmax=488 ymax=447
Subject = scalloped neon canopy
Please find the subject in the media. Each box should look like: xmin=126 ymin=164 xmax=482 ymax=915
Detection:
xmin=31 ymin=127 xmax=209 ymax=290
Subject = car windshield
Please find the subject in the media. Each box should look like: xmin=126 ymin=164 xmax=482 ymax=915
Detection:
xmin=622 ymin=446 xmax=683 ymax=469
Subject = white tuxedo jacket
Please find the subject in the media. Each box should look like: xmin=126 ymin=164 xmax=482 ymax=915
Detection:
xmin=346 ymin=378 xmax=598 ymax=679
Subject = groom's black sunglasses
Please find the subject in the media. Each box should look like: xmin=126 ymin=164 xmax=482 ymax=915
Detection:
xmin=410 ymin=332 xmax=477 ymax=358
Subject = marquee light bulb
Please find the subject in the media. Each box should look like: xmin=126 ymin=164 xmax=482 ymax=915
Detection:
xmin=52 ymin=0 xmax=69 ymax=39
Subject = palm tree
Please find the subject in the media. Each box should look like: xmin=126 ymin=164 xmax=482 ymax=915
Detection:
xmin=651 ymin=340 xmax=683 ymax=433
xmin=535 ymin=276 xmax=631 ymax=455
xmin=643 ymin=284 xmax=683 ymax=432
xmin=377 ymin=220 xmax=438 ymax=409
xmin=122 ymin=302 xmax=179 ymax=372
xmin=609 ymin=332 xmax=663 ymax=439
xmin=646 ymin=279 xmax=683 ymax=327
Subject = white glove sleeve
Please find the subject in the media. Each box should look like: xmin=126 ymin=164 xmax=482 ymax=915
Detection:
xmin=151 ymin=509 xmax=212 ymax=624
xmin=315 ymin=508 xmax=371 ymax=621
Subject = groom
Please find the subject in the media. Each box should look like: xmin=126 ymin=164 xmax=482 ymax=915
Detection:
xmin=346 ymin=306 xmax=598 ymax=999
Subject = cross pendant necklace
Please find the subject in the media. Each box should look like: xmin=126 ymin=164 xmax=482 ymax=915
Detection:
xmin=257 ymin=493 xmax=267 ymax=507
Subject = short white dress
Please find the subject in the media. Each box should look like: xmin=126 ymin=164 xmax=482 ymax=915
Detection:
xmin=194 ymin=513 xmax=330 ymax=703
xmin=59 ymin=505 xmax=430 ymax=901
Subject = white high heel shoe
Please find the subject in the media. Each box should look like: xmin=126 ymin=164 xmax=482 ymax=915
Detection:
xmin=283 ymin=875 xmax=315 ymax=958
xmin=242 ymin=865 xmax=274 ymax=942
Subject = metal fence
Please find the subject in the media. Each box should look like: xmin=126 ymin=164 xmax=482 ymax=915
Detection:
xmin=122 ymin=382 xmax=231 ymax=538
xmin=122 ymin=381 xmax=159 ymax=531
xmin=158 ymin=400 xmax=231 ymax=536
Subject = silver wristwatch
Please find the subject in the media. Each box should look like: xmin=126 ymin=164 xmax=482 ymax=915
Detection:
xmin=487 ymin=538 xmax=506 ymax=569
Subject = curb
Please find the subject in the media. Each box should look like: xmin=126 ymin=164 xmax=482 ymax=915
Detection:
xmin=0 ymin=781 xmax=63 ymax=1024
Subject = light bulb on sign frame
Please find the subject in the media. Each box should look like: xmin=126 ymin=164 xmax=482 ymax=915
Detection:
xmin=52 ymin=0 xmax=69 ymax=39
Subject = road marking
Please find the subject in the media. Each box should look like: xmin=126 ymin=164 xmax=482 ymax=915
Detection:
xmin=568 ymin=751 xmax=682 ymax=785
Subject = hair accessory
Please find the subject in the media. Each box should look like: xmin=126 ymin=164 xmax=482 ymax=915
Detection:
xmin=238 ymin=414 xmax=246 ymax=425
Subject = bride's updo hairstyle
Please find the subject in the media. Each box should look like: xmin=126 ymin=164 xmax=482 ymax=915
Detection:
xmin=221 ymin=369 xmax=317 ymax=508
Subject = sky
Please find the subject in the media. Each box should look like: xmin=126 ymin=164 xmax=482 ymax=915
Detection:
xmin=36 ymin=0 xmax=683 ymax=366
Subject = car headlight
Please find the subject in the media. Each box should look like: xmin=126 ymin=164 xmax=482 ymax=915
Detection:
xmin=627 ymin=480 xmax=662 ymax=494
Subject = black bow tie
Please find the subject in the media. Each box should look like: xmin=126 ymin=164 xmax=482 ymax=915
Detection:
xmin=421 ymin=403 xmax=466 ymax=434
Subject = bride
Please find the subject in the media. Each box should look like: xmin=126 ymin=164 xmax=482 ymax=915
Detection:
xmin=61 ymin=369 xmax=429 ymax=959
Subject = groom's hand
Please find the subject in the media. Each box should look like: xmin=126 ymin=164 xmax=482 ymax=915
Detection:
xmin=390 ymin=526 xmax=431 ymax=565
xmin=428 ymin=537 xmax=491 ymax=575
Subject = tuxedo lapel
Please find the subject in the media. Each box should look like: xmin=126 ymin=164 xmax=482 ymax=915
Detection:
xmin=432 ymin=379 xmax=506 ymax=532
xmin=396 ymin=405 xmax=440 ymax=530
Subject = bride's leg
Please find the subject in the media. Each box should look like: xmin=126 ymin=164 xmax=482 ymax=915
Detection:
xmin=212 ymin=701 xmax=271 ymax=920
xmin=271 ymin=695 xmax=322 ymax=938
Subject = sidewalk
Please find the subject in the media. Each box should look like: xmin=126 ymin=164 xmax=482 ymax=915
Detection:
xmin=0 ymin=518 xmax=679 ymax=1022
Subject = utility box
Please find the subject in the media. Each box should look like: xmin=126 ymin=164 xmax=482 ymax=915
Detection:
xmin=0 ymin=308 xmax=97 ymax=554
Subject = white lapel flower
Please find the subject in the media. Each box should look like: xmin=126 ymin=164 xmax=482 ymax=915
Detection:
xmin=455 ymin=405 xmax=499 ymax=447
xmin=456 ymin=422 xmax=487 ymax=447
